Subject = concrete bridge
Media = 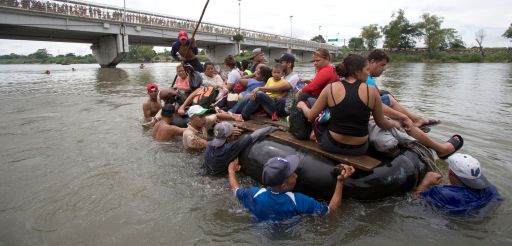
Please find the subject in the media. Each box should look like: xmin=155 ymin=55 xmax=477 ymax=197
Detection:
xmin=0 ymin=0 xmax=340 ymax=67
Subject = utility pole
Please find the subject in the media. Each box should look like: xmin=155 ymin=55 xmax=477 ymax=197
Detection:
xmin=123 ymin=0 xmax=126 ymax=22
xmin=238 ymin=0 xmax=241 ymax=33
xmin=290 ymin=15 xmax=293 ymax=39
xmin=237 ymin=0 xmax=241 ymax=54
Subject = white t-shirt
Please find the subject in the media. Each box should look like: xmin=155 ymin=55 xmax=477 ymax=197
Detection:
xmin=226 ymin=69 xmax=241 ymax=85
xmin=284 ymin=72 xmax=300 ymax=90
xmin=201 ymin=73 xmax=224 ymax=88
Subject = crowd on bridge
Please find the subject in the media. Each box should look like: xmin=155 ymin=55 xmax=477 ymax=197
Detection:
xmin=138 ymin=31 xmax=502 ymax=222
xmin=1 ymin=0 xmax=333 ymax=49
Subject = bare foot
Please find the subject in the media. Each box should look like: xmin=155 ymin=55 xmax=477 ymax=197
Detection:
xmin=233 ymin=114 xmax=244 ymax=122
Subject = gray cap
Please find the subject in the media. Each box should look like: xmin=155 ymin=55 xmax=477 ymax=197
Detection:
xmin=261 ymin=155 xmax=300 ymax=186
xmin=210 ymin=122 xmax=234 ymax=147
xmin=250 ymin=48 xmax=263 ymax=59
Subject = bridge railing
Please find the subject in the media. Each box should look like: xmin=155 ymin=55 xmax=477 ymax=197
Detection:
xmin=0 ymin=0 xmax=339 ymax=51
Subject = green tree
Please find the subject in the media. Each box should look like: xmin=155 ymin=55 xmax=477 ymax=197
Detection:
xmin=29 ymin=48 xmax=51 ymax=60
xmin=382 ymin=10 xmax=421 ymax=49
xmin=361 ymin=24 xmax=382 ymax=50
xmin=310 ymin=35 xmax=326 ymax=43
xmin=348 ymin=37 xmax=365 ymax=50
xmin=441 ymin=28 xmax=465 ymax=49
xmin=382 ymin=9 xmax=404 ymax=48
xmin=127 ymin=45 xmax=156 ymax=62
xmin=503 ymin=23 xmax=512 ymax=41
xmin=417 ymin=13 xmax=447 ymax=53
xmin=65 ymin=53 xmax=76 ymax=57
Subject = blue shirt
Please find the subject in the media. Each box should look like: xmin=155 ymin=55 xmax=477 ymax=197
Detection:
xmin=246 ymin=78 xmax=266 ymax=92
xmin=366 ymin=75 xmax=376 ymax=87
xmin=235 ymin=187 xmax=328 ymax=221
xmin=170 ymin=40 xmax=199 ymax=61
xmin=421 ymin=184 xmax=502 ymax=214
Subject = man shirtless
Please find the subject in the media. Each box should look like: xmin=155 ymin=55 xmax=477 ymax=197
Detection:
xmin=143 ymin=83 xmax=162 ymax=122
xmin=152 ymin=104 xmax=186 ymax=142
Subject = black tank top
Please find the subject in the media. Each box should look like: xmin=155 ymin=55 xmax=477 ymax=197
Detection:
xmin=327 ymin=80 xmax=371 ymax=137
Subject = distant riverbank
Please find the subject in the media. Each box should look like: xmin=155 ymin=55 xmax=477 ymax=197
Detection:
xmin=1 ymin=49 xmax=510 ymax=64
xmin=375 ymin=48 xmax=512 ymax=63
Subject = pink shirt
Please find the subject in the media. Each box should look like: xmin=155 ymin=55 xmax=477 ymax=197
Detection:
xmin=174 ymin=76 xmax=190 ymax=91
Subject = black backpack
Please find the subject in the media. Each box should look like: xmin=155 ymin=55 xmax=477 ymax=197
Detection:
xmin=184 ymin=64 xmax=203 ymax=91
xmin=289 ymin=99 xmax=312 ymax=140
xmin=193 ymin=86 xmax=219 ymax=108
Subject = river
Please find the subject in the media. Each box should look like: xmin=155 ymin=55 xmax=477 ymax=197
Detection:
xmin=0 ymin=62 xmax=511 ymax=245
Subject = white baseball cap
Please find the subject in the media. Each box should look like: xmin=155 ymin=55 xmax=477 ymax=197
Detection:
xmin=187 ymin=105 xmax=209 ymax=118
xmin=448 ymin=153 xmax=490 ymax=190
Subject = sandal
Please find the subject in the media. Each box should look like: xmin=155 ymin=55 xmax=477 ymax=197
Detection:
xmin=438 ymin=134 xmax=464 ymax=160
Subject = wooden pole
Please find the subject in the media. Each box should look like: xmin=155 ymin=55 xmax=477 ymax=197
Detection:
xmin=172 ymin=0 xmax=210 ymax=88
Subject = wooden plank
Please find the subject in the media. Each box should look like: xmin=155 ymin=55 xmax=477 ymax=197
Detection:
xmin=234 ymin=121 xmax=381 ymax=171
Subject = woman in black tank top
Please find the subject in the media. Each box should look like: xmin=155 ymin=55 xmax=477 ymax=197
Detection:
xmin=297 ymin=54 xmax=399 ymax=155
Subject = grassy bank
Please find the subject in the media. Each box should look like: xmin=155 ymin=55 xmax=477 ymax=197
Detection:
xmin=0 ymin=55 xmax=97 ymax=64
xmin=387 ymin=49 xmax=512 ymax=63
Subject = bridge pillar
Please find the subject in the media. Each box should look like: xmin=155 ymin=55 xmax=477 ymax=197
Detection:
xmin=91 ymin=34 xmax=129 ymax=68
xmin=295 ymin=51 xmax=314 ymax=63
xmin=267 ymin=48 xmax=288 ymax=62
xmin=205 ymin=44 xmax=237 ymax=63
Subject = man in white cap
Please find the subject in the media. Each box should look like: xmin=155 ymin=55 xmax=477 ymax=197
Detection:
xmin=182 ymin=105 xmax=217 ymax=150
xmin=202 ymin=123 xmax=275 ymax=176
xmin=248 ymin=48 xmax=265 ymax=73
xmin=414 ymin=153 xmax=502 ymax=214
xmin=228 ymin=155 xmax=355 ymax=221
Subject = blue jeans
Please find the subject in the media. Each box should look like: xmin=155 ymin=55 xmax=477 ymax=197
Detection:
xmin=228 ymin=97 xmax=251 ymax=114
xmin=241 ymin=92 xmax=287 ymax=120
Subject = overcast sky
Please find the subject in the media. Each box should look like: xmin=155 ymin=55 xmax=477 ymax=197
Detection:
xmin=1 ymin=0 xmax=511 ymax=55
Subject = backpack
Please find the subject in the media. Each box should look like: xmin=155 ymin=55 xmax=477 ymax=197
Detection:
xmin=193 ymin=86 xmax=219 ymax=108
xmin=289 ymin=99 xmax=313 ymax=140
xmin=184 ymin=64 xmax=203 ymax=91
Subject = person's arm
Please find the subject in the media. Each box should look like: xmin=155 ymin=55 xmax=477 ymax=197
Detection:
xmin=178 ymin=87 xmax=202 ymax=115
xmin=327 ymin=164 xmax=355 ymax=214
xmin=382 ymin=104 xmax=413 ymax=131
xmin=170 ymin=42 xmax=180 ymax=61
xmin=296 ymin=86 xmax=329 ymax=122
xmin=300 ymin=67 xmax=331 ymax=95
xmin=412 ymin=171 xmax=442 ymax=199
xmin=370 ymin=87 xmax=400 ymax=130
xmin=170 ymin=125 xmax=186 ymax=137
xmin=228 ymin=158 xmax=241 ymax=191
xmin=143 ymin=101 xmax=153 ymax=122
xmin=258 ymin=81 xmax=292 ymax=93
xmin=191 ymin=38 xmax=198 ymax=55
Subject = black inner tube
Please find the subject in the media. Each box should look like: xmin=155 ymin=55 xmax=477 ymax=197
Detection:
xmin=239 ymin=136 xmax=428 ymax=200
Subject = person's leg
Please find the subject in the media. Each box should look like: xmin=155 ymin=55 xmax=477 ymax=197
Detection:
xmin=388 ymin=96 xmax=429 ymax=127
xmin=254 ymin=91 xmax=276 ymax=116
xmin=241 ymin=97 xmax=261 ymax=120
xmin=228 ymin=97 xmax=249 ymax=114
xmin=406 ymin=126 xmax=461 ymax=157
xmin=187 ymin=58 xmax=204 ymax=73
xmin=275 ymin=98 xmax=288 ymax=117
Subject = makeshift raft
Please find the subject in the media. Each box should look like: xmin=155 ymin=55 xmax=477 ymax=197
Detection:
xmin=234 ymin=118 xmax=429 ymax=200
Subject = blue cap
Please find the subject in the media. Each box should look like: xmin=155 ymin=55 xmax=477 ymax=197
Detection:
xmin=262 ymin=155 xmax=300 ymax=186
